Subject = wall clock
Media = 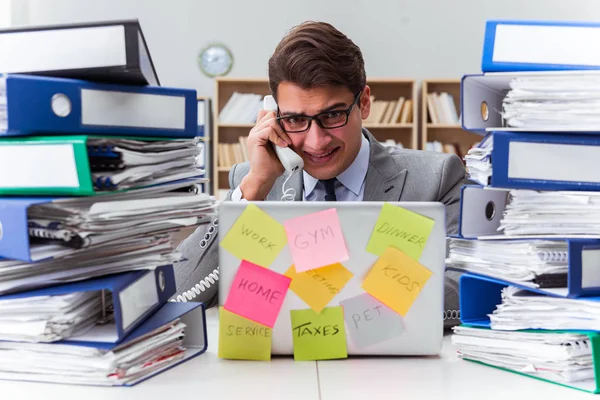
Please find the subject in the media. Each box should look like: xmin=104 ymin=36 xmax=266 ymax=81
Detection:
xmin=198 ymin=43 xmax=233 ymax=78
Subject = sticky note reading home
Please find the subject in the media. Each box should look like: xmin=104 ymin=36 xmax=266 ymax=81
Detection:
xmin=218 ymin=307 xmax=272 ymax=361
xmin=284 ymin=208 xmax=349 ymax=272
xmin=366 ymin=203 xmax=435 ymax=260
xmin=220 ymin=204 xmax=287 ymax=267
xmin=224 ymin=260 xmax=291 ymax=328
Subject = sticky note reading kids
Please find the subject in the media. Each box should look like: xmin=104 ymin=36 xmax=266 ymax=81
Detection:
xmin=224 ymin=260 xmax=291 ymax=328
xmin=339 ymin=293 xmax=404 ymax=349
xmin=290 ymin=306 xmax=348 ymax=361
xmin=366 ymin=203 xmax=435 ymax=260
xmin=284 ymin=208 xmax=349 ymax=272
xmin=218 ymin=307 xmax=272 ymax=361
xmin=220 ymin=204 xmax=287 ymax=267
xmin=361 ymin=247 xmax=433 ymax=316
xmin=285 ymin=263 xmax=353 ymax=313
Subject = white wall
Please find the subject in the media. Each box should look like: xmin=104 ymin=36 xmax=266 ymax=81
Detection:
xmin=0 ymin=0 xmax=11 ymax=28
xmin=12 ymin=0 xmax=600 ymax=96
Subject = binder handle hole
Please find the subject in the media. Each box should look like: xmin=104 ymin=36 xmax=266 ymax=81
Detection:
xmin=481 ymin=101 xmax=489 ymax=121
xmin=485 ymin=201 xmax=496 ymax=221
xmin=0 ymin=221 xmax=3 ymax=241
xmin=158 ymin=270 xmax=166 ymax=292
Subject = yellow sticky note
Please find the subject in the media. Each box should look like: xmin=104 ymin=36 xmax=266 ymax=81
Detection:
xmin=290 ymin=307 xmax=347 ymax=361
xmin=366 ymin=203 xmax=435 ymax=260
xmin=361 ymin=247 xmax=433 ymax=316
xmin=220 ymin=204 xmax=287 ymax=267
xmin=218 ymin=307 xmax=271 ymax=360
xmin=285 ymin=263 xmax=353 ymax=313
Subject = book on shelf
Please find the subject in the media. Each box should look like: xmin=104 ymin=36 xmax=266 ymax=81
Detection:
xmin=426 ymin=141 xmax=463 ymax=158
xmin=217 ymin=137 xmax=249 ymax=168
xmin=364 ymin=97 xmax=412 ymax=124
xmin=427 ymin=92 xmax=459 ymax=125
xmin=219 ymin=92 xmax=263 ymax=124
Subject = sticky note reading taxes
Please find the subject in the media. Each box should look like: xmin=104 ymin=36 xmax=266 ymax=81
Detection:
xmin=290 ymin=306 xmax=347 ymax=361
xmin=218 ymin=307 xmax=271 ymax=361
xmin=284 ymin=208 xmax=349 ymax=272
xmin=361 ymin=247 xmax=433 ymax=316
xmin=285 ymin=263 xmax=353 ymax=313
xmin=220 ymin=204 xmax=287 ymax=267
xmin=339 ymin=293 xmax=404 ymax=348
xmin=366 ymin=203 xmax=434 ymax=260
xmin=224 ymin=260 xmax=291 ymax=328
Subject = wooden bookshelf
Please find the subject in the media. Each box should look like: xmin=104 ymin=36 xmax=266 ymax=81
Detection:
xmin=420 ymin=79 xmax=481 ymax=158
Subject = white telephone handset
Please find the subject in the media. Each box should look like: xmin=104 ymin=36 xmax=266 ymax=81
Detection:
xmin=263 ymin=95 xmax=304 ymax=173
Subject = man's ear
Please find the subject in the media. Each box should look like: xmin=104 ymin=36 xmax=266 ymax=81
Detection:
xmin=360 ymin=85 xmax=371 ymax=120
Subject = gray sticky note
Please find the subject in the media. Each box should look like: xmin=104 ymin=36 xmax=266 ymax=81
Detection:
xmin=339 ymin=292 xmax=404 ymax=348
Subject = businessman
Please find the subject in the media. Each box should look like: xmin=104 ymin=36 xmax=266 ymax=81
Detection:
xmin=174 ymin=21 xmax=471 ymax=328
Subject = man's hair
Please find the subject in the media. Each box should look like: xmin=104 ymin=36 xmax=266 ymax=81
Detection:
xmin=268 ymin=21 xmax=366 ymax=99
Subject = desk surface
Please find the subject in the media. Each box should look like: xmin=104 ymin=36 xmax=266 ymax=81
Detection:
xmin=0 ymin=308 xmax=594 ymax=399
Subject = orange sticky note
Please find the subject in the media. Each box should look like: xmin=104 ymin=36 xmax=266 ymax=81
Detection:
xmin=285 ymin=263 xmax=353 ymax=313
xmin=361 ymin=247 xmax=433 ymax=316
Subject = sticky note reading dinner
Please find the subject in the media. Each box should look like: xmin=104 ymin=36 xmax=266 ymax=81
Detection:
xmin=220 ymin=203 xmax=287 ymax=267
xmin=366 ymin=202 xmax=435 ymax=260
xmin=218 ymin=307 xmax=272 ymax=361
xmin=290 ymin=306 xmax=348 ymax=361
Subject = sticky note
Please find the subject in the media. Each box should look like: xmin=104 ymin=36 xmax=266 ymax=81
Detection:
xmin=366 ymin=202 xmax=435 ymax=260
xmin=224 ymin=260 xmax=291 ymax=328
xmin=218 ymin=307 xmax=271 ymax=360
xmin=220 ymin=204 xmax=287 ymax=267
xmin=283 ymin=208 xmax=349 ymax=272
xmin=290 ymin=307 xmax=347 ymax=361
xmin=361 ymin=247 xmax=433 ymax=316
xmin=285 ymin=263 xmax=353 ymax=313
xmin=339 ymin=293 xmax=404 ymax=348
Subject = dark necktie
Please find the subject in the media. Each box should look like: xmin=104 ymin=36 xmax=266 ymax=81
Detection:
xmin=321 ymin=178 xmax=337 ymax=201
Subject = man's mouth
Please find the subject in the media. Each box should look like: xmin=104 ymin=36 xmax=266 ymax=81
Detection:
xmin=304 ymin=147 xmax=340 ymax=164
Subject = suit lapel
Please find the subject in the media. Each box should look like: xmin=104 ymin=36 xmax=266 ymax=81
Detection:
xmin=362 ymin=129 xmax=407 ymax=202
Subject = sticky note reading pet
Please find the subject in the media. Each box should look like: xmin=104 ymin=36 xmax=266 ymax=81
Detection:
xmin=284 ymin=208 xmax=349 ymax=272
xmin=361 ymin=247 xmax=432 ymax=316
xmin=220 ymin=204 xmax=287 ymax=267
xmin=224 ymin=260 xmax=291 ymax=328
xmin=285 ymin=263 xmax=353 ymax=313
xmin=339 ymin=293 xmax=404 ymax=348
xmin=290 ymin=307 xmax=347 ymax=361
xmin=366 ymin=203 xmax=434 ymax=260
xmin=218 ymin=307 xmax=271 ymax=361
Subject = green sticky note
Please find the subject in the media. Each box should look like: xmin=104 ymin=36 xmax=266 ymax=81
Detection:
xmin=366 ymin=202 xmax=435 ymax=260
xmin=218 ymin=307 xmax=271 ymax=361
xmin=290 ymin=307 xmax=348 ymax=361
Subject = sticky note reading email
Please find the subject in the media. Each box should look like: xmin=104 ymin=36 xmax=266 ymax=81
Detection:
xmin=218 ymin=307 xmax=272 ymax=360
xmin=339 ymin=293 xmax=404 ymax=348
xmin=366 ymin=203 xmax=435 ymax=260
xmin=290 ymin=307 xmax=348 ymax=361
xmin=285 ymin=263 xmax=353 ymax=313
xmin=284 ymin=208 xmax=349 ymax=272
xmin=224 ymin=260 xmax=291 ymax=328
xmin=220 ymin=204 xmax=287 ymax=268
xmin=361 ymin=247 xmax=433 ymax=316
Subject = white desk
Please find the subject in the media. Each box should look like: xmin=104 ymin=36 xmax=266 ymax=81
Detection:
xmin=0 ymin=308 xmax=594 ymax=399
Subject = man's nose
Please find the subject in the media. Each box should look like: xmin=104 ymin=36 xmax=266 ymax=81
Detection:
xmin=303 ymin=121 xmax=332 ymax=149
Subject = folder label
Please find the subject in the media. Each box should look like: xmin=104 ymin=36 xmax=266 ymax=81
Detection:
xmin=582 ymin=248 xmax=600 ymax=289
xmin=119 ymin=272 xmax=159 ymax=330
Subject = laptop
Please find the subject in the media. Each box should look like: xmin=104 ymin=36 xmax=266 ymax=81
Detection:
xmin=217 ymin=201 xmax=446 ymax=356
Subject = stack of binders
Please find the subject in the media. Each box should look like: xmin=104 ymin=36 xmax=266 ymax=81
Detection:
xmin=0 ymin=20 xmax=214 ymax=386
xmin=450 ymin=19 xmax=600 ymax=394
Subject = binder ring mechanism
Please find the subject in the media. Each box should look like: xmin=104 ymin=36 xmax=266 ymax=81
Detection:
xmin=97 ymin=289 xmax=115 ymax=325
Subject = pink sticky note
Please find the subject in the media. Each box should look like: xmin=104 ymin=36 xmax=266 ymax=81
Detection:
xmin=224 ymin=260 xmax=291 ymax=328
xmin=284 ymin=208 xmax=349 ymax=272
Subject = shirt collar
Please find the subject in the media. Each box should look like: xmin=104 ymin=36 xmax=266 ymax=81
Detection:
xmin=303 ymin=134 xmax=370 ymax=197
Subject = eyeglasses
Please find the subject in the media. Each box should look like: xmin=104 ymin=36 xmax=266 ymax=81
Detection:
xmin=276 ymin=91 xmax=362 ymax=133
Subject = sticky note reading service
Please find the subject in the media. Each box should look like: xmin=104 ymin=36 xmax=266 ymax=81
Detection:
xmin=285 ymin=263 xmax=353 ymax=313
xmin=339 ymin=293 xmax=404 ymax=348
xmin=224 ymin=260 xmax=291 ymax=328
xmin=284 ymin=208 xmax=349 ymax=272
xmin=220 ymin=204 xmax=287 ymax=267
xmin=290 ymin=306 xmax=348 ymax=361
xmin=218 ymin=307 xmax=271 ymax=361
xmin=361 ymin=247 xmax=433 ymax=316
xmin=366 ymin=202 xmax=435 ymax=260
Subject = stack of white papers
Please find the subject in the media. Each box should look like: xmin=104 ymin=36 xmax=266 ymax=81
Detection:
xmin=446 ymin=238 xmax=568 ymax=287
xmin=464 ymin=134 xmax=492 ymax=186
xmin=452 ymin=326 xmax=593 ymax=384
xmin=502 ymin=74 xmax=600 ymax=130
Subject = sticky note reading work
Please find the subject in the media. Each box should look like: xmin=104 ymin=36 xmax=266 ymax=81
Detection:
xmin=361 ymin=247 xmax=433 ymax=316
xmin=290 ymin=307 xmax=347 ymax=361
xmin=366 ymin=203 xmax=435 ymax=260
xmin=284 ymin=208 xmax=349 ymax=272
xmin=220 ymin=204 xmax=287 ymax=267
xmin=339 ymin=293 xmax=404 ymax=349
xmin=218 ymin=307 xmax=271 ymax=361
xmin=285 ymin=263 xmax=353 ymax=313
xmin=224 ymin=260 xmax=291 ymax=328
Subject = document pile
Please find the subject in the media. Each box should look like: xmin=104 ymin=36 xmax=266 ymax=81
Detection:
xmin=0 ymin=20 xmax=211 ymax=386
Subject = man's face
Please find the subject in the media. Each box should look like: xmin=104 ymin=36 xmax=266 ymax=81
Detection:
xmin=275 ymin=82 xmax=371 ymax=180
